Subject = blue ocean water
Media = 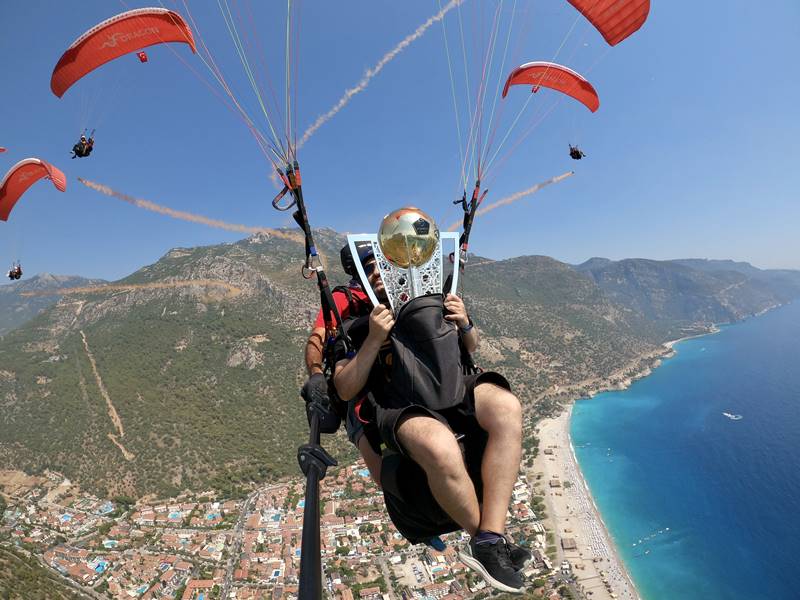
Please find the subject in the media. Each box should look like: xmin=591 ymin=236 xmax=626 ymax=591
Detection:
xmin=571 ymin=302 xmax=800 ymax=600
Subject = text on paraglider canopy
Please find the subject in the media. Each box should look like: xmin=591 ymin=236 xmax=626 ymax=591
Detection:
xmin=100 ymin=27 xmax=160 ymax=49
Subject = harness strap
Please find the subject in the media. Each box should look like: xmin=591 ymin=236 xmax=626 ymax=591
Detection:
xmin=277 ymin=160 xmax=354 ymax=367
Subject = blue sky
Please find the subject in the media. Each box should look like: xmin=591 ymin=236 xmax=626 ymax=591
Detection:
xmin=1 ymin=1 xmax=798 ymax=282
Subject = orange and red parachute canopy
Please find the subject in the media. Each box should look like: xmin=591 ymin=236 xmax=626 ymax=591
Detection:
xmin=566 ymin=0 xmax=650 ymax=46
xmin=0 ymin=159 xmax=67 ymax=222
xmin=50 ymin=8 xmax=196 ymax=98
xmin=502 ymin=62 xmax=599 ymax=113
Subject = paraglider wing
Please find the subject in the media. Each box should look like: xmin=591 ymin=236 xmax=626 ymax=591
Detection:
xmin=502 ymin=61 xmax=599 ymax=112
xmin=50 ymin=8 xmax=196 ymax=98
xmin=0 ymin=159 xmax=67 ymax=221
xmin=566 ymin=0 xmax=650 ymax=46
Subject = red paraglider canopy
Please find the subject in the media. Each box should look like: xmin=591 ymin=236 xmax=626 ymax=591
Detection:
xmin=502 ymin=62 xmax=599 ymax=112
xmin=0 ymin=159 xmax=67 ymax=221
xmin=50 ymin=8 xmax=196 ymax=98
xmin=566 ymin=0 xmax=650 ymax=46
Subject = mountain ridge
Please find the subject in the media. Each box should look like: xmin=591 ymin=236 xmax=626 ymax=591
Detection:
xmin=0 ymin=274 xmax=107 ymax=336
xmin=1 ymin=234 xmax=798 ymax=498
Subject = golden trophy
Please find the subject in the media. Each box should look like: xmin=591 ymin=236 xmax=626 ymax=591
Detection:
xmin=348 ymin=207 xmax=460 ymax=313
xmin=378 ymin=207 xmax=439 ymax=268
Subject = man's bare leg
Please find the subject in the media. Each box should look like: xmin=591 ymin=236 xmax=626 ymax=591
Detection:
xmin=473 ymin=383 xmax=522 ymax=534
xmin=357 ymin=434 xmax=382 ymax=488
xmin=396 ymin=414 xmax=480 ymax=535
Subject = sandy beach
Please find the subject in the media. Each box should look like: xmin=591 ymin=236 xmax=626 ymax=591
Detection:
xmin=530 ymin=407 xmax=641 ymax=600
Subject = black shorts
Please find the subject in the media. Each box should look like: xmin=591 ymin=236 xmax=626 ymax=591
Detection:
xmin=378 ymin=371 xmax=511 ymax=543
xmin=376 ymin=370 xmax=510 ymax=457
xmin=345 ymin=398 xmax=365 ymax=446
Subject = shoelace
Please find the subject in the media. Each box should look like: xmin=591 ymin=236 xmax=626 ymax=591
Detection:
xmin=496 ymin=540 xmax=514 ymax=570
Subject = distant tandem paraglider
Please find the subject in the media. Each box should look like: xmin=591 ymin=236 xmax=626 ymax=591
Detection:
xmin=569 ymin=145 xmax=586 ymax=160
xmin=502 ymin=62 xmax=597 ymax=164
xmin=50 ymin=8 xmax=196 ymax=155
xmin=7 ymin=262 xmax=22 ymax=281
xmin=0 ymin=158 xmax=67 ymax=222
xmin=71 ymin=132 xmax=95 ymax=159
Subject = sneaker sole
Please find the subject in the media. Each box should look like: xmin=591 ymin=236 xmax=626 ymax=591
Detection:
xmin=458 ymin=545 xmax=525 ymax=594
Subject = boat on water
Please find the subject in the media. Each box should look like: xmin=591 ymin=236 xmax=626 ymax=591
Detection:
xmin=723 ymin=412 xmax=743 ymax=420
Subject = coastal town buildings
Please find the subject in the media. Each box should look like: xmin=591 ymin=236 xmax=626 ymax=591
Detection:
xmin=0 ymin=460 xmax=554 ymax=599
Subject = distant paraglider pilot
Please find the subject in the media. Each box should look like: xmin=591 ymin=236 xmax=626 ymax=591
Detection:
xmin=71 ymin=135 xmax=87 ymax=159
xmin=7 ymin=263 xmax=22 ymax=280
xmin=569 ymin=144 xmax=586 ymax=160
xmin=71 ymin=134 xmax=94 ymax=159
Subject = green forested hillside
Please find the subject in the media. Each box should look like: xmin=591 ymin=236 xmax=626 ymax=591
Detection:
xmin=574 ymin=257 xmax=798 ymax=324
xmin=0 ymin=274 xmax=106 ymax=336
xmin=1 ymin=232 xmax=797 ymax=498
xmin=461 ymin=255 xmax=665 ymax=400
xmin=0 ymin=546 xmax=89 ymax=600
xmin=0 ymin=230 xmax=355 ymax=498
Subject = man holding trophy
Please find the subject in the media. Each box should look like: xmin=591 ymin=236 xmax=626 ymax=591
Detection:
xmin=333 ymin=208 xmax=528 ymax=594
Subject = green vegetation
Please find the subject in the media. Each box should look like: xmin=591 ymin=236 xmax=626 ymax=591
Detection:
xmin=349 ymin=575 xmax=386 ymax=595
xmin=337 ymin=562 xmax=354 ymax=578
xmin=0 ymin=274 xmax=106 ymax=336
xmin=359 ymin=523 xmax=376 ymax=535
xmin=1 ymin=232 xmax=797 ymax=499
xmin=284 ymin=489 xmax=301 ymax=511
xmin=531 ymin=495 xmax=546 ymax=518
xmin=0 ymin=234 xmax=357 ymax=498
xmin=182 ymin=507 xmax=197 ymax=527
xmin=0 ymin=546 xmax=88 ymax=599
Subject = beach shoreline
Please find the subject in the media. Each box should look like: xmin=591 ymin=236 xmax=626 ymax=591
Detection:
xmin=527 ymin=329 xmax=727 ymax=599
xmin=663 ymin=326 xmax=719 ymax=350
xmin=530 ymin=406 xmax=641 ymax=600
xmin=536 ymin=329 xmax=716 ymax=410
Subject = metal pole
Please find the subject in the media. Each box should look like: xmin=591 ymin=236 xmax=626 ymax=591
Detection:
xmin=298 ymin=408 xmax=336 ymax=600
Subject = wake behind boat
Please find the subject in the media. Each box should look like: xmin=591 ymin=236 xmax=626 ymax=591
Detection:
xmin=723 ymin=412 xmax=743 ymax=420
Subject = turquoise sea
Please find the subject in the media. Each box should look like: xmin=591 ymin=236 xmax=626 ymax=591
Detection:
xmin=571 ymin=302 xmax=800 ymax=600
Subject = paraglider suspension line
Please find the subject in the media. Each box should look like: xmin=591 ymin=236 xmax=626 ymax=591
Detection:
xmin=455 ymin=179 xmax=487 ymax=269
